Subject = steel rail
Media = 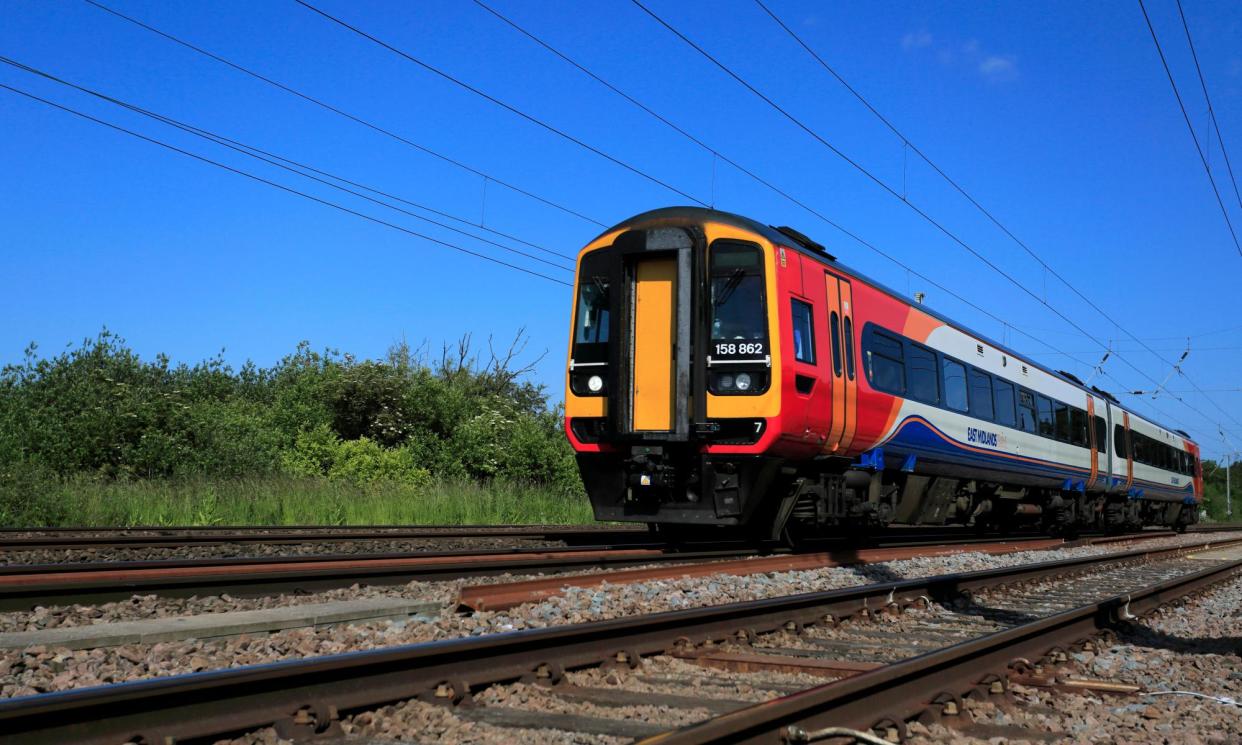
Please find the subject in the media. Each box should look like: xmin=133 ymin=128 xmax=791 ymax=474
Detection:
xmin=645 ymin=551 xmax=1242 ymax=743
xmin=0 ymin=535 xmax=1237 ymax=744
xmin=0 ymin=531 xmax=1185 ymax=612
xmin=0 ymin=524 xmax=649 ymax=550
xmin=0 ymin=545 xmax=762 ymax=613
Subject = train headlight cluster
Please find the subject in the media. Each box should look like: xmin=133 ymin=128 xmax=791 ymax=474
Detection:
xmin=710 ymin=370 xmax=766 ymax=395
xmin=571 ymin=370 xmax=607 ymax=396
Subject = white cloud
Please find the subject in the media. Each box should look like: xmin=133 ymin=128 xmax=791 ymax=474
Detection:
xmin=901 ymin=30 xmax=933 ymax=50
xmin=978 ymin=55 xmax=1018 ymax=81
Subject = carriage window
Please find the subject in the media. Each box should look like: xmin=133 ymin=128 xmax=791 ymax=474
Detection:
xmin=791 ymin=299 xmax=815 ymax=364
xmin=843 ymin=316 xmax=855 ymax=380
xmin=1094 ymin=416 xmax=1107 ymax=454
xmin=968 ymin=369 xmax=994 ymax=420
xmin=1114 ymin=424 xmax=1128 ymax=458
xmin=942 ymin=358 xmax=969 ymax=412
xmin=907 ymin=344 xmax=939 ymax=404
xmin=1037 ymin=396 xmax=1055 ymax=437
xmin=829 ymin=312 xmax=842 ymax=375
xmin=1017 ymin=390 xmax=1037 ymax=433
xmin=994 ymin=379 xmax=1016 ymax=428
xmin=866 ymin=329 xmax=905 ymax=393
xmin=1054 ymin=402 xmax=1071 ymax=441
xmin=1069 ymin=407 xmax=1087 ymax=447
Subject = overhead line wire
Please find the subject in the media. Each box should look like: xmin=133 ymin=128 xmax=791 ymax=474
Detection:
xmin=465 ymin=4 xmax=1096 ymax=369
xmin=83 ymin=0 xmax=608 ymax=229
xmin=632 ymin=0 xmax=1240 ymax=436
xmin=0 ymin=82 xmax=572 ymax=286
xmin=1136 ymin=0 xmax=1242 ymax=257
xmin=293 ymin=0 xmax=709 ymax=207
xmin=1175 ymin=0 xmax=1242 ymax=215
xmin=477 ymin=0 xmax=1223 ymax=442
xmin=756 ymin=0 xmax=1211 ymax=364
xmin=0 ymin=55 xmax=574 ymax=271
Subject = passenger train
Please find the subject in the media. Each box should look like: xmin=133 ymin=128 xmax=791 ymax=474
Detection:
xmin=564 ymin=208 xmax=1201 ymax=542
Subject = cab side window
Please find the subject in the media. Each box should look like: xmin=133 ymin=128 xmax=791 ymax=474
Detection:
xmin=791 ymin=299 xmax=815 ymax=364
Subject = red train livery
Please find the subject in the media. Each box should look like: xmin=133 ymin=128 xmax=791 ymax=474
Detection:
xmin=564 ymin=208 xmax=1201 ymax=541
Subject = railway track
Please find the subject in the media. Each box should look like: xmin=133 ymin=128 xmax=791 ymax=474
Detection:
xmin=0 ymin=531 xmax=1173 ymax=613
xmin=2 ymin=534 xmax=1237 ymax=744
xmin=0 ymin=544 xmax=759 ymax=612
xmin=0 ymin=524 xmax=651 ymax=552
xmin=3 ymin=522 xmax=1222 ymax=553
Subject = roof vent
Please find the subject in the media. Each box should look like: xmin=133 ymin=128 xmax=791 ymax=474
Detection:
xmin=772 ymin=225 xmax=835 ymax=260
xmin=1091 ymin=385 xmax=1120 ymax=404
xmin=1056 ymin=369 xmax=1084 ymax=386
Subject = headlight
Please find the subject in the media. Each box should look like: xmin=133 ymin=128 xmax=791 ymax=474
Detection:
xmin=571 ymin=370 xmax=607 ymax=396
xmin=709 ymin=370 xmax=767 ymax=395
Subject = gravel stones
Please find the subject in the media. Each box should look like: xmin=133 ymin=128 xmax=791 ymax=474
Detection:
xmin=0 ymin=536 xmax=572 ymax=566
xmin=0 ymin=534 xmax=1228 ymax=701
xmin=908 ymin=572 xmax=1242 ymax=744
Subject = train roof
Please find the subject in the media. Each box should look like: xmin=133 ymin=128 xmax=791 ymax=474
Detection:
xmin=598 ymin=206 xmax=1198 ymax=447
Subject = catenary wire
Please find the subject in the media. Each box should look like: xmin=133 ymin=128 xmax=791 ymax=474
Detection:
xmin=1137 ymin=0 xmax=1242 ymax=257
xmin=631 ymin=0 xmax=1240 ymax=438
xmin=1175 ymin=0 xmax=1242 ymax=213
xmin=0 ymin=55 xmax=574 ymax=272
xmin=83 ymin=0 xmax=608 ymax=229
xmin=293 ymin=0 xmax=709 ymax=207
xmin=474 ymin=0 xmax=1225 ymax=445
xmin=73 ymin=1 xmax=1230 ymax=448
xmin=0 ymin=83 xmax=572 ymax=287
xmin=755 ymin=0 xmax=1242 ymax=427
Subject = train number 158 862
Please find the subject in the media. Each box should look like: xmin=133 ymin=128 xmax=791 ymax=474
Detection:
xmin=714 ymin=342 xmax=765 ymax=356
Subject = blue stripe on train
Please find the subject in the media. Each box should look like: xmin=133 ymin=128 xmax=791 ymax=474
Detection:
xmin=876 ymin=416 xmax=1194 ymax=499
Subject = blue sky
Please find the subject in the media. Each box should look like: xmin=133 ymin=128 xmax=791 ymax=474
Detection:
xmin=2 ymin=0 xmax=1241 ymax=458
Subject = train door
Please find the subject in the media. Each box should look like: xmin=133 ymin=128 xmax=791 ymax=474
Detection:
xmin=1087 ymin=397 xmax=1099 ymax=487
xmin=1122 ymin=412 xmax=1134 ymax=491
xmin=631 ymin=257 xmax=677 ymax=431
xmin=1103 ymin=401 xmax=1115 ymax=488
xmin=823 ymin=272 xmax=858 ymax=453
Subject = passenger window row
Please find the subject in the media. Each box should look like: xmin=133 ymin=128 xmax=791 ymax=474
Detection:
xmin=1112 ymin=424 xmax=1195 ymax=475
xmin=863 ymin=324 xmax=1105 ymax=453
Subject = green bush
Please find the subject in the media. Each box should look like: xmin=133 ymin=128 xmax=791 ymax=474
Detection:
xmin=283 ymin=424 xmax=430 ymax=487
xmin=0 ymin=329 xmax=583 ymax=526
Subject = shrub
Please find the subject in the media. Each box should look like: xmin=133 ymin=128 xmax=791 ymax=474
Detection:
xmin=0 ymin=329 xmax=582 ymax=519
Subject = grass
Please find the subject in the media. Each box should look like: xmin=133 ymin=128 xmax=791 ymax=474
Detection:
xmin=1 ymin=474 xmax=596 ymax=527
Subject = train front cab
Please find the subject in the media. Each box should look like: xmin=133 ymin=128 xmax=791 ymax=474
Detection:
xmin=564 ymin=214 xmax=792 ymax=530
